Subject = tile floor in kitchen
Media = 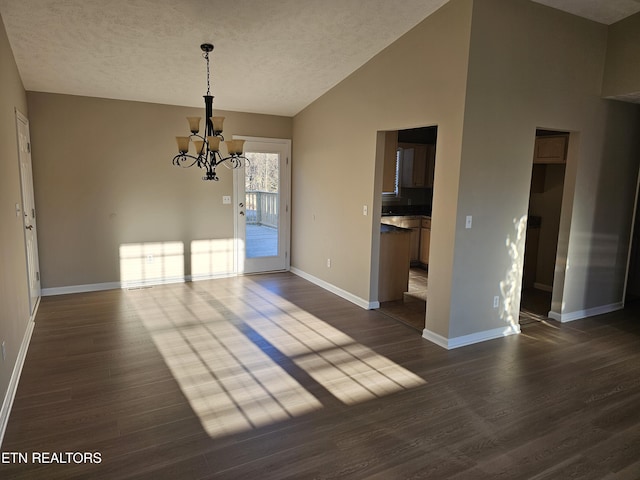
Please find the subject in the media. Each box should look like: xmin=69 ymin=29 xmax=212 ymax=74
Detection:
xmin=377 ymin=267 xmax=428 ymax=331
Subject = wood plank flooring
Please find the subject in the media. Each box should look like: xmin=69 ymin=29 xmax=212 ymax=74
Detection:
xmin=1 ymin=272 xmax=640 ymax=479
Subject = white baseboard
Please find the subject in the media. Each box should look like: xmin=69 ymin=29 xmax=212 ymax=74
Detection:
xmin=421 ymin=329 xmax=449 ymax=349
xmin=121 ymin=276 xmax=187 ymax=289
xmin=42 ymin=281 xmax=121 ymax=296
xmin=187 ymin=273 xmax=237 ymax=282
xmin=423 ymin=324 xmax=520 ymax=350
xmin=40 ymin=273 xmax=240 ymax=296
xmin=290 ymin=267 xmax=378 ymax=310
xmin=0 ymin=302 xmax=38 ymax=447
xmin=534 ymin=282 xmax=553 ymax=292
xmin=548 ymin=301 xmax=623 ymax=323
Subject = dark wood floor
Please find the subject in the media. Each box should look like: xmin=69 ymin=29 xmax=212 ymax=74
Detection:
xmin=2 ymin=273 xmax=640 ymax=479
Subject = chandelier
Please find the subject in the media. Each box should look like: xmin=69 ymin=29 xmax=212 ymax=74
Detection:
xmin=172 ymin=43 xmax=246 ymax=181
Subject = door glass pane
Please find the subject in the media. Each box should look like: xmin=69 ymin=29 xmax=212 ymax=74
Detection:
xmin=245 ymin=152 xmax=279 ymax=258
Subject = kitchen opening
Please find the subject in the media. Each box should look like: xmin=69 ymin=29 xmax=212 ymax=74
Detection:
xmin=377 ymin=126 xmax=436 ymax=331
xmin=520 ymin=128 xmax=568 ymax=326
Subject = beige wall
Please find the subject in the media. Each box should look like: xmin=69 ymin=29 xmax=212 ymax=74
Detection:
xmin=27 ymin=92 xmax=292 ymax=289
xmin=602 ymin=12 xmax=640 ymax=99
xmin=292 ymin=0 xmax=473 ymax=335
xmin=455 ymin=0 xmax=640 ymax=334
xmin=0 ymin=15 xmax=30 ymax=410
xmin=293 ymin=0 xmax=640 ymax=341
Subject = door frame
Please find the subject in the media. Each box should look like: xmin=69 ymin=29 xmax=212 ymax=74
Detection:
xmin=233 ymin=136 xmax=291 ymax=274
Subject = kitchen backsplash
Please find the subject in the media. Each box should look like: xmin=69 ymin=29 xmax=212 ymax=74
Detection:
xmin=382 ymin=187 xmax=432 ymax=215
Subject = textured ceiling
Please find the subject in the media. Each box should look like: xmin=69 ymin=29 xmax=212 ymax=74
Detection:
xmin=1 ymin=0 xmax=639 ymax=117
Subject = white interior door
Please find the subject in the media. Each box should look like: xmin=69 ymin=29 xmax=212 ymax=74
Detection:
xmin=16 ymin=110 xmax=41 ymax=315
xmin=234 ymin=137 xmax=290 ymax=274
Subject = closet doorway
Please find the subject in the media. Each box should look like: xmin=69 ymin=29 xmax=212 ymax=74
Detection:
xmin=521 ymin=129 xmax=568 ymax=324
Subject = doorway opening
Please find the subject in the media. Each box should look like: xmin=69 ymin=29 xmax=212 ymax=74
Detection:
xmin=377 ymin=126 xmax=437 ymax=331
xmin=520 ymin=128 xmax=568 ymax=325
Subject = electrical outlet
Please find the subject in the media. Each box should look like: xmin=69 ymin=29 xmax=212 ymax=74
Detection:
xmin=146 ymin=254 xmax=154 ymax=264
xmin=327 ymin=258 xmax=331 ymax=268
xmin=1 ymin=341 xmax=6 ymax=361
xmin=363 ymin=205 xmax=368 ymax=216
xmin=493 ymin=296 xmax=499 ymax=308
xmin=465 ymin=215 xmax=473 ymax=229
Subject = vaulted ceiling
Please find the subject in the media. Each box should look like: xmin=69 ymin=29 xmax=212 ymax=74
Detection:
xmin=1 ymin=0 xmax=639 ymax=116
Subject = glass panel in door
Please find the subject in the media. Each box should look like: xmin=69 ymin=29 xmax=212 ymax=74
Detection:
xmin=245 ymin=152 xmax=279 ymax=259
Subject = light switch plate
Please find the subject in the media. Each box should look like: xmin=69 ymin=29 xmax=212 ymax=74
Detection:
xmin=223 ymin=196 xmax=231 ymax=204
xmin=465 ymin=215 xmax=472 ymax=229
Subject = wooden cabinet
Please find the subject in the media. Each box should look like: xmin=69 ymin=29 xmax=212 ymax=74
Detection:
xmin=401 ymin=145 xmax=426 ymax=187
xmin=381 ymin=216 xmax=420 ymax=262
xmin=405 ymin=219 xmax=420 ymax=263
xmin=381 ymin=131 xmax=398 ymax=193
xmin=400 ymin=143 xmax=435 ymax=188
xmin=533 ymin=135 xmax=567 ymax=164
xmin=379 ymin=228 xmax=411 ymax=302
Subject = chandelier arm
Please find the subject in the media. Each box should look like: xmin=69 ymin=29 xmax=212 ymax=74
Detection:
xmin=219 ymin=155 xmax=248 ymax=169
xmin=172 ymin=154 xmax=201 ymax=168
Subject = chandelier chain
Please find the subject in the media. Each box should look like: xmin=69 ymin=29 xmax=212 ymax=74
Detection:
xmin=203 ymin=51 xmax=211 ymax=96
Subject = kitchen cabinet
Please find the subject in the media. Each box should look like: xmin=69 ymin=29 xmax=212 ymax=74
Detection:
xmin=400 ymin=143 xmax=435 ymax=188
xmin=381 ymin=131 xmax=398 ymax=193
xmin=381 ymin=216 xmax=420 ymax=263
xmin=379 ymin=225 xmax=411 ymax=302
xmin=533 ymin=135 xmax=567 ymax=164
xmin=420 ymin=217 xmax=431 ymax=266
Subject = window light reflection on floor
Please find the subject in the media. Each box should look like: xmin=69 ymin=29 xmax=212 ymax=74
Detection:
xmin=129 ymin=278 xmax=425 ymax=439
xmin=222 ymin=283 xmax=426 ymax=405
xmin=134 ymin=300 xmax=321 ymax=438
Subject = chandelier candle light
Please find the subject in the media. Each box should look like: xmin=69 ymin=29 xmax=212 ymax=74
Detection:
xmin=172 ymin=43 xmax=246 ymax=181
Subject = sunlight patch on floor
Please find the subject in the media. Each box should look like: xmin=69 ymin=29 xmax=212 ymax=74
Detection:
xmin=223 ymin=281 xmax=426 ymax=405
xmin=130 ymin=290 xmax=321 ymax=438
xmin=129 ymin=278 xmax=425 ymax=438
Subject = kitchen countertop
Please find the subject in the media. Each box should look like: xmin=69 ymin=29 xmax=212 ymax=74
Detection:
xmin=382 ymin=214 xmax=430 ymax=220
xmin=380 ymin=224 xmax=412 ymax=234
xmin=382 ymin=212 xmax=430 ymax=217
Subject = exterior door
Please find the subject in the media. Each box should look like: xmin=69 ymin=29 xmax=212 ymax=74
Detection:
xmin=16 ymin=110 xmax=41 ymax=315
xmin=234 ymin=137 xmax=290 ymax=274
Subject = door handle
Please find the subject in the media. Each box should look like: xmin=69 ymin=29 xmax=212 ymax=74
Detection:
xmin=25 ymin=225 xmax=33 ymax=230
xmin=239 ymin=211 xmax=245 ymax=216
xmin=239 ymin=202 xmax=244 ymax=208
